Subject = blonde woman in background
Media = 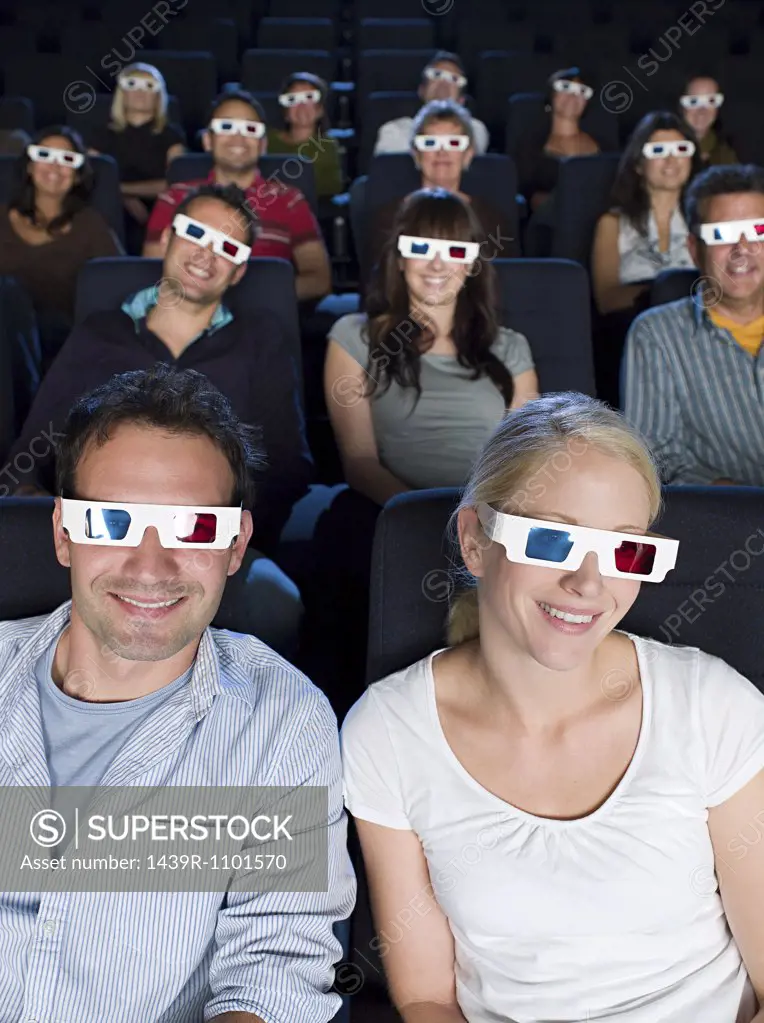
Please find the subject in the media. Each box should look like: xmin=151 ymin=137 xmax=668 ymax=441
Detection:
xmin=89 ymin=63 xmax=185 ymax=245
xmin=341 ymin=391 xmax=764 ymax=1023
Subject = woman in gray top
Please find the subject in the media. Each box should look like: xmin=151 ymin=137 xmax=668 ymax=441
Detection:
xmin=325 ymin=188 xmax=539 ymax=506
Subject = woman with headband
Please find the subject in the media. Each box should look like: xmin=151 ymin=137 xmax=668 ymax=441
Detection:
xmin=89 ymin=63 xmax=185 ymax=251
xmin=679 ymin=74 xmax=738 ymax=166
xmin=0 ymin=125 xmax=120 ymax=369
xmin=591 ymin=110 xmax=701 ymax=405
xmin=342 ymin=391 xmax=764 ymax=1023
xmin=267 ymin=71 xmax=343 ymax=199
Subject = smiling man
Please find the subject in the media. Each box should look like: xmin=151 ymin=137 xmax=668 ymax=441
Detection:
xmin=5 ymin=182 xmax=312 ymax=655
xmin=624 ymin=164 xmax=764 ymax=485
xmin=143 ymin=89 xmax=331 ymax=302
xmin=0 ymin=365 xmax=355 ymax=1022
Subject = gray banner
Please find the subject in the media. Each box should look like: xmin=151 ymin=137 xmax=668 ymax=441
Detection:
xmin=4 ymin=786 xmax=328 ymax=893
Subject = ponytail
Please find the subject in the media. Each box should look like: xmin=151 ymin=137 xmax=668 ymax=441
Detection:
xmin=447 ymin=587 xmax=480 ymax=646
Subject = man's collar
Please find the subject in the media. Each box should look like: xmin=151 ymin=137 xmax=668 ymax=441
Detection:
xmin=0 ymin=601 xmax=222 ymax=725
xmin=121 ymin=286 xmax=233 ymax=341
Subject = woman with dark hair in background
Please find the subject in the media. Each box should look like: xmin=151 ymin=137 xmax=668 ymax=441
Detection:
xmin=0 ymin=125 xmax=121 ymax=370
xmin=267 ymin=71 xmax=343 ymax=199
xmin=309 ymin=189 xmax=538 ymax=716
xmin=88 ymin=63 xmax=186 ymax=252
xmin=679 ymin=74 xmax=738 ymax=166
xmin=519 ymin=67 xmax=600 ymax=213
xmin=591 ymin=111 xmax=700 ymax=406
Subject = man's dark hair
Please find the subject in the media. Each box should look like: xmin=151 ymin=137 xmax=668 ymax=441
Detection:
xmin=423 ymin=51 xmax=467 ymax=81
xmin=174 ymin=182 xmax=258 ymax=246
xmin=56 ymin=365 xmax=262 ymax=509
xmin=684 ymin=164 xmax=764 ymax=236
xmin=209 ymin=88 xmax=267 ymax=124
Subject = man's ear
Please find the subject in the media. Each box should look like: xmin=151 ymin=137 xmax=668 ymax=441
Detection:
xmin=52 ymin=497 xmax=71 ymax=569
xmin=159 ymin=224 xmax=172 ymax=252
xmin=201 ymin=130 xmax=212 ymax=153
xmin=230 ymin=261 xmax=248 ymax=287
xmin=258 ymin=135 xmax=268 ymax=157
xmin=227 ymin=509 xmax=254 ymax=577
xmin=457 ymin=507 xmax=489 ymax=580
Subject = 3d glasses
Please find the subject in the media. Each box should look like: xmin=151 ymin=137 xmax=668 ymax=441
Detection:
xmin=278 ymin=89 xmax=322 ymax=107
xmin=680 ymin=92 xmax=724 ymax=110
xmin=172 ymin=214 xmax=251 ymax=265
xmin=642 ymin=140 xmax=696 ymax=159
xmin=552 ymin=79 xmax=594 ymax=100
xmin=413 ymin=134 xmax=471 ymax=152
xmin=209 ymin=118 xmax=266 ymax=139
xmin=424 ymin=67 xmax=467 ymax=88
xmin=398 ymin=234 xmax=480 ymax=263
xmin=477 ymin=504 xmax=679 ymax=583
xmin=61 ymin=500 xmax=243 ymax=550
xmin=700 ymin=218 xmax=764 ymax=246
xmin=27 ymin=144 xmax=84 ymax=169
xmin=119 ymin=75 xmax=160 ymax=92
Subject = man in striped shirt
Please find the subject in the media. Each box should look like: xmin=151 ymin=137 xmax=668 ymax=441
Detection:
xmin=0 ymin=365 xmax=355 ymax=1022
xmin=624 ymin=164 xmax=764 ymax=486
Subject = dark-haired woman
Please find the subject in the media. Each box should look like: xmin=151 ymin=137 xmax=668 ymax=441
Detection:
xmin=327 ymin=189 xmax=537 ymax=502
xmin=679 ymin=75 xmax=738 ymax=167
xmin=0 ymin=126 xmax=121 ymax=369
xmin=267 ymin=72 xmax=343 ymax=199
xmin=305 ymin=190 xmax=537 ymax=716
xmin=591 ymin=111 xmax=699 ymax=406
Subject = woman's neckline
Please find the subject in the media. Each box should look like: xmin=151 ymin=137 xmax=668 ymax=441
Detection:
xmin=424 ymin=631 xmax=652 ymax=829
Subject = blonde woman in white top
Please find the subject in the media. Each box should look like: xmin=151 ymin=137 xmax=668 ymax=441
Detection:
xmin=342 ymin=391 xmax=764 ymax=1023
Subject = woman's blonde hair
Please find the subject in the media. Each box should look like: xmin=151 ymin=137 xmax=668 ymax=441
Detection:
xmin=446 ymin=392 xmax=663 ymax=647
xmin=109 ymin=63 xmax=169 ymax=134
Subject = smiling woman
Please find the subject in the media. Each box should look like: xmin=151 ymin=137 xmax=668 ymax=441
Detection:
xmin=341 ymin=391 xmax=764 ymax=1023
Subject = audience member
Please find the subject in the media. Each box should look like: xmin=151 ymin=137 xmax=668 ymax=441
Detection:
xmin=374 ymin=51 xmax=490 ymax=155
xmin=88 ymin=63 xmax=186 ymax=252
xmin=625 ymin=164 xmax=764 ymax=486
xmin=591 ymin=111 xmax=700 ymax=405
xmin=369 ymin=100 xmax=518 ymax=279
xmin=0 ymin=126 xmax=121 ymax=370
xmin=679 ymin=75 xmax=738 ymax=167
xmin=0 ymin=363 xmax=355 ymax=1020
xmin=342 ymin=391 xmax=764 ymax=1023
xmin=6 ymin=184 xmax=312 ymax=654
xmin=310 ymin=189 xmax=537 ymax=719
xmin=518 ymin=67 xmax=599 ymax=213
xmin=268 ymin=72 xmax=343 ymax=199
xmin=328 ymin=189 xmax=537 ymax=502
xmin=519 ymin=67 xmax=599 ymax=256
xmin=144 ymin=89 xmax=331 ymax=303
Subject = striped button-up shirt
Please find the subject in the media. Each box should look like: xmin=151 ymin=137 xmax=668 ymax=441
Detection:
xmin=624 ymin=297 xmax=764 ymax=485
xmin=0 ymin=603 xmax=356 ymax=1023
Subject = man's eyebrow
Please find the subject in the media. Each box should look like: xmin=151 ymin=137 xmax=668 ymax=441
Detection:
xmin=509 ymin=510 xmax=647 ymax=532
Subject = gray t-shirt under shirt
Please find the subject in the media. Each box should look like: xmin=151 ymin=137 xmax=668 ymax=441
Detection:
xmin=330 ymin=313 xmax=535 ymax=488
xmin=35 ymin=641 xmax=192 ymax=789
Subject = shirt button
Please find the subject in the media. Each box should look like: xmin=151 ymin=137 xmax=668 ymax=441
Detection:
xmin=43 ymin=920 xmax=57 ymax=936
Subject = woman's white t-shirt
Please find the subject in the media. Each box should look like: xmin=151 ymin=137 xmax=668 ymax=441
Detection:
xmin=341 ymin=634 xmax=764 ymax=1023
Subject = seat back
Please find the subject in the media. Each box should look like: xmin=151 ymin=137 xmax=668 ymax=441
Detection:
xmin=146 ymin=51 xmax=218 ymax=137
xmin=551 ymin=152 xmax=620 ymax=266
xmin=74 ymin=256 xmax=302 ymax=402
xmin=649 ymin=268 xmax=698 ymax=309
xmin=358 ymin=91 xmax=420 ymax=172
xmin=494 ymin=259 xmax=595 ymax=396
xmin=166 ymin=153 xmax=319 ymax=216
xmin=241 ymin=48 xmax=336 ymax=94
xmin=0 ymin=96 xmax=34 ymax=133
xmin=506 ymin=92 xmax=620 ymax=160
xmin=367 ymin=487 xmax=764 ymax=691
xmin=0 ymin=153 xmax=124 ymax=243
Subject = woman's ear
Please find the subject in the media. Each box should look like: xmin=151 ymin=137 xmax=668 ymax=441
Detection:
xmin=458 ymin=507 xmax=490 ymax=579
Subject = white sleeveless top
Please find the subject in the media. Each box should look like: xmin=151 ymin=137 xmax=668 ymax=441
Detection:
xmin=618 ymin=208 xmax=695 ymax=285
xmin=341 ymin=635 xmax=764 ymax=1023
